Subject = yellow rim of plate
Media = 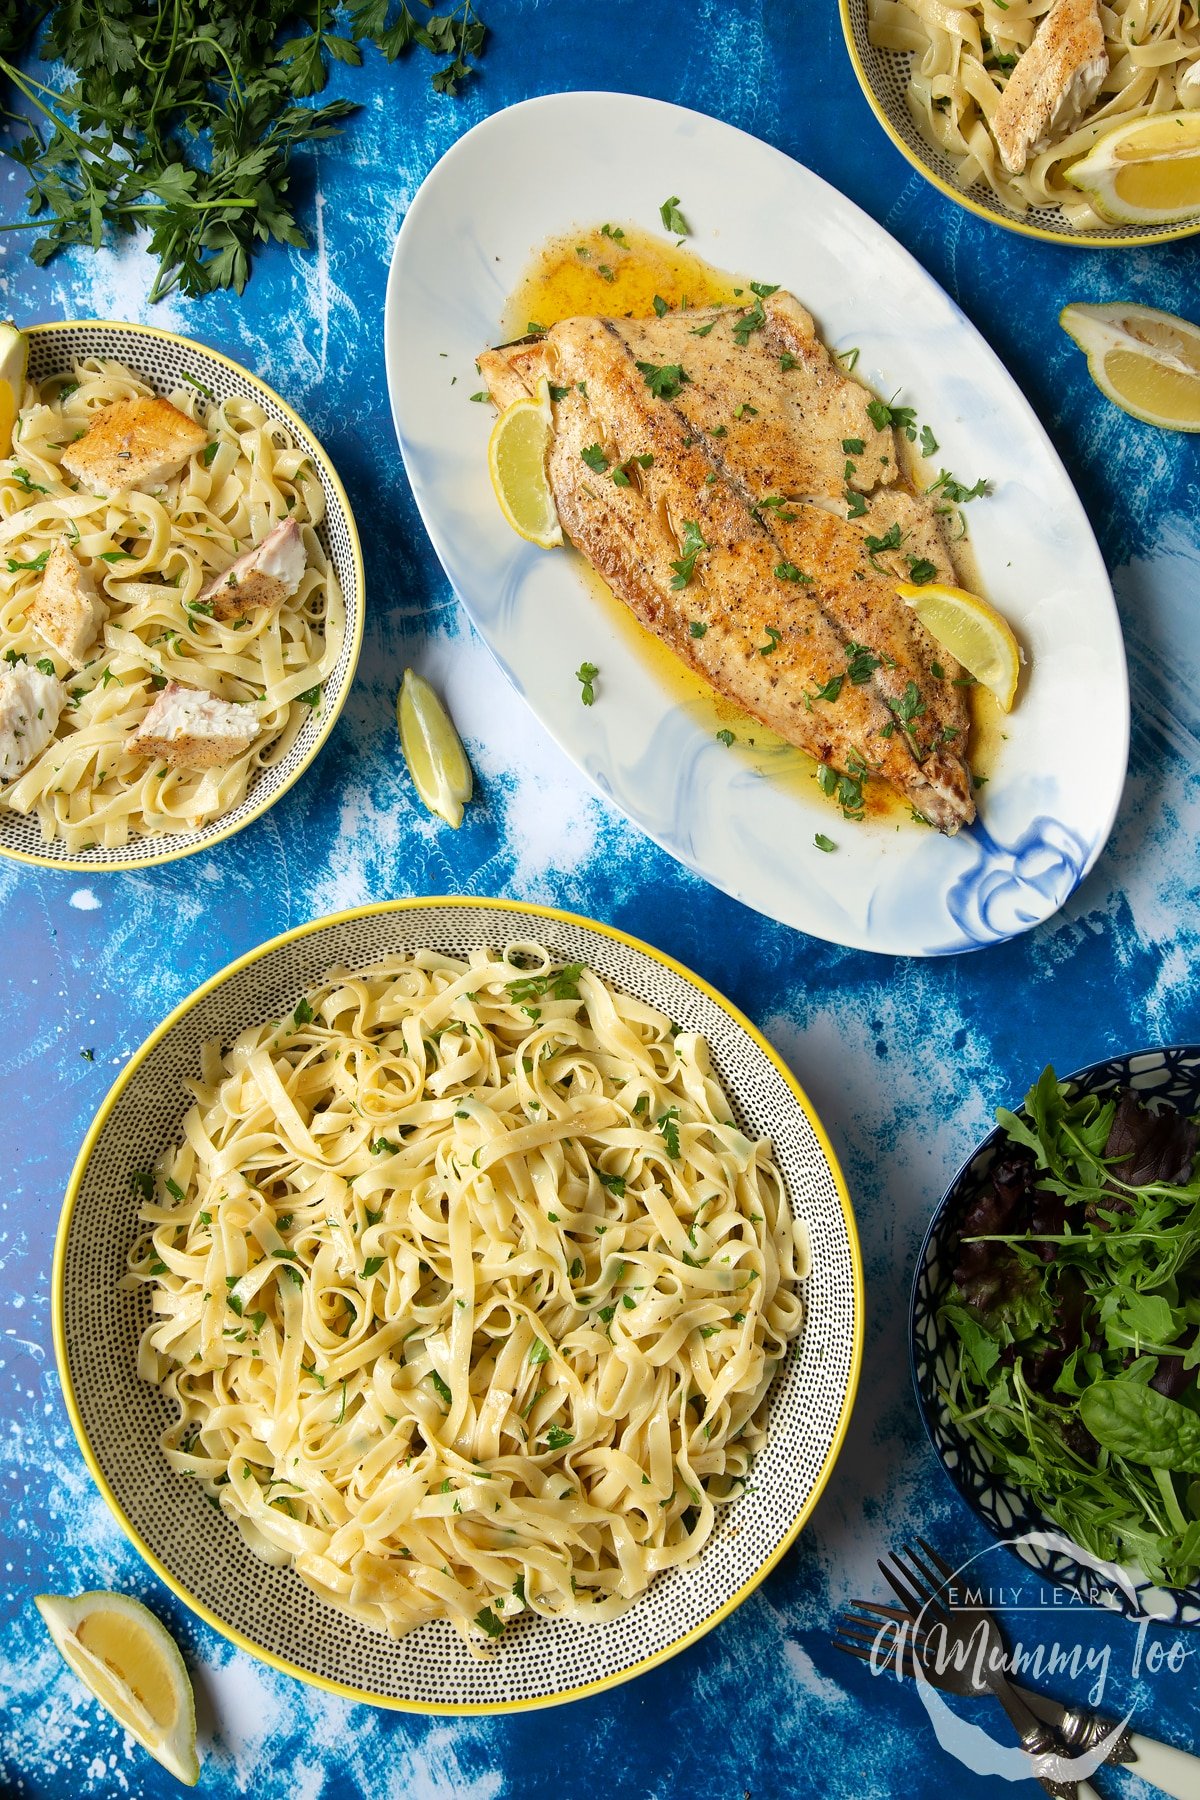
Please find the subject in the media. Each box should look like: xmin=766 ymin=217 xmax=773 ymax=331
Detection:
xmin=2 ymin=319 xmax=366 ymax=875
xmin=836 ymin=0 xmax=1200 ymax=250
xmin=52 ymin=895 xmax=865 ymax=1715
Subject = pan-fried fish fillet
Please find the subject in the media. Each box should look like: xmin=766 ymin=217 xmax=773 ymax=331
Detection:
xmin=480 ymin=293 xmax=975 ymax=832
xmin=991 ymin=0 xmax=1109 ymax=176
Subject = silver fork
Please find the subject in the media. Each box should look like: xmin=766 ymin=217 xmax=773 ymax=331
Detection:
xmin=834 ymin=1600 xmax=1135 ymax=1764
xmin=876 ymin=1539 xmax=1085 ymax=1800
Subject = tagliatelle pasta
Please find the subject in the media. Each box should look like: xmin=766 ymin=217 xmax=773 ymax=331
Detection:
xmin=868 ymin=0 xmax=1200 ymax=223
xmin=127 ymin=945 xmax=810 ymax=1652
xmin=0 ymin=358 xmax=343 ymax=850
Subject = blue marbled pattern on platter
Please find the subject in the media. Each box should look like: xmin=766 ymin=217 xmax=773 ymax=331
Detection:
xmin=2 ymin=4 xmax=1200 ymax=1795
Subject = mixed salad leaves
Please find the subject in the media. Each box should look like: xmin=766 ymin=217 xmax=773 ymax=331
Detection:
xmin=941 ymin=1066 xmax=1200 ymax=1589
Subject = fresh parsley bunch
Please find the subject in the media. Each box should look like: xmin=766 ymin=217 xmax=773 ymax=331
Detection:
xmin=941 ymin=1067 xmax=1200 ymax=1589
xmin=0 ymin=0 xmax=487 ymax=301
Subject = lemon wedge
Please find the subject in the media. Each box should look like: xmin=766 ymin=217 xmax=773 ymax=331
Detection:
xmin=487 ymin=376 xmax=562 ymax=548
xmin=1060 ymin=300 xmax=1200 ymax=432
xmin=34 ymin=1591 xmax=199 ymax=1786
xmin=897 ymin=581 xmax=1022 ymax=712
xmin=397 ymin=668 xmax=474 ymax=828
xmin=0 ymin=323 xmax=28 ymax=458
xmin=1064 ymin=111 xmax=1200 ymax=224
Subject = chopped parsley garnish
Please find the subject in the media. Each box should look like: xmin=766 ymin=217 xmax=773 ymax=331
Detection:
xmin=842 ymin=438 xmax=865 ymax=456
xmin=600 ymin=222 xmax=625 ymax=241
xmin=526 ymin=320 xmax=547 ymax=337
xmin=580 ymin=443 xmax=609 ymax=475
xmin=845 ymin=642 xmax=882 ymax=685
xmin=691 ymin=319 xmax=717 ymax=338
xmin=652 ymin=294 xmax=669 ymax=317
xmin=371 ymin=1136 xmax=400 ymax=1155
xmin=669 ymin=520 xmax=707 ymax=590
xmin=818 ymin=756 xmax=868 ymax=821
xmin=906 ymin=557 xmax=938 ymax=586
xmin=7 ymin=550 xmax=50 ymax=573
xmin=814 ymin=833 xmax=836 ymax=852
xmin=297 ymin=684 xmax=322 ymax=708
xmin=131 ymin=1171 xmax=154 ymax=1201
xmin=79 ymin=1046 xmax=95 ymax=1062
xmin=758 ymin=626 xmax=782 ymax=657
xmin=808 ymin=674 xmax=844 ymax=707
xmin=611 ymin=467 xmax=631 ymax=487
xmin=927 ymin=468 xmax=989 ymax=504
xmin=659 ymin=195 xmax=689 ymax=235
xmin=689 ymin=620 xmax=708 ymax=638
xmin=575 ymin=661 xmax=598 ymax=706
xmin=731 ymin=296 xmax=768 ymax=346
xmin=636 ymin=360 xmax=690 ymax=400
xmin=779 ymin=351 xmax=799 ymax=371
xmin=569 ymin=1257 xmax=584 ymax=1281
xmin=845 ymin=491 xmax=868 ymax=520
xmin=548 ymin=383 xmax=570 ymax=403
xmin=181 ymin=369 xmax=215 ymax=401
xmin=202 ymin=441 xmax=220 ymax=466
xmin=597 ymin=263 xmax=615 ymax=283
xmin=931 ymin=661 xmax=946 ymax=681
xmin=507 ymin=962 xmax=583 ymax=1002
xmin=361 ymin=1256 xmax=384 ymax=1278
xmin=429 ymin=1371 xmax=452 ymax=1406
xmin=754 ymin=495 xmax=799 ymax=523
xmin=292 ymin=996 xmax=314 ymax=1027
xmin=544 ymin=1424 xmax=574 ymax=1450
xmin=475 ymin=1606 xmax=505 ymax=1638
xmin=919 ymin=424 xmax=939 ymax=457
xmin=598 ymin=1172 xmax=626 ymax=1196
xmin=864 ymin=522 xmax=902 ymax=559
xmin=10 ymin=468 xmax=49 ymax=494
xmin=715 ymin=728 xmax=735 ymax=747
xmin=529 ymin=1338 xmax=551 ymax=1365
xmin=866 ymin=396 xmax=918 ymax=439
xmin=733 ymin=403 xmax=758 ymax=419
xmin=36 ymin=657 xmax=56 ymax=676
xmin=657 ymin=1107 xmax=681 ymax=1159
xmin=774 ymin=562 xmax=811 ymax=584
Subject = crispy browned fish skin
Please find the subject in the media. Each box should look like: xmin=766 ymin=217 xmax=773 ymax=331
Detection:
xmin=480 ymin=295 xmax=974 ymax=832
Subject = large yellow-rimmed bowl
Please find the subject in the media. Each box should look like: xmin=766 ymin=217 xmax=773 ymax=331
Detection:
xmin=2 ymin=321 xmax=364 ymax=873
xmin=53 ymin=896 xmax=863 ymax=1713
xmin=839 ymin=0 xmax=1200 ymax=248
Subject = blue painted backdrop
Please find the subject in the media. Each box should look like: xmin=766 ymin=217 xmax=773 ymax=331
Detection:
xmin=2 ymin=6 xmax=1199 ymax=1796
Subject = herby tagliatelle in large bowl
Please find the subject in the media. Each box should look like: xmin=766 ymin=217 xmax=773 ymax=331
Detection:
xmin=54 ymin=898 xmax=862 ymax=1710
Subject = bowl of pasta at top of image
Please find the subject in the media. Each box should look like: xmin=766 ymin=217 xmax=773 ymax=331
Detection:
xmin=840 ymin=0 xmax=1200 ymax=247
xmin=52 ymin=896 xmax=863 ymax=1711
xmin=0 ymin=320 xmax=363 ymax=872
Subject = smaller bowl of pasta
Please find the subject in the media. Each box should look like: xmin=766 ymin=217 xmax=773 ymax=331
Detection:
xmin=0 ymin=321 xmax=363 ymax=870
xmin=840 ymin=0 xmax=1200 ymax=247
xmin=53 ymin=898 xmax=862 ymax=1711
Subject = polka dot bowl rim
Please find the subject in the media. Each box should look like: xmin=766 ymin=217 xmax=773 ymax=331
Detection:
xmin=53 ymin=896 xmax=865 ymax=1711
xmin=910 ymin=1043 xmax=1200 ymax=1627
xmin=1 ymin=319 xmax=364 ymax=873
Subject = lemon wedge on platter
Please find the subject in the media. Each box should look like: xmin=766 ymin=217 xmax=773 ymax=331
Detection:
xmin=1064 ymin=111 xmax=1200 ymax=225
xmin=0 ymin=323 xmax=28 ymax=458
xmin=34 ymin=1591 xmax=200 ymax=1786
xmin=397 ymin=667 xmax=474 ymax=828
xmin=896 ymin=581 xmax=1022 ymax=712
xmin=1060 ymin=301 xmax=1200 ymax=432
xmin=487 ymin=376 xmax=562 ymax=548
